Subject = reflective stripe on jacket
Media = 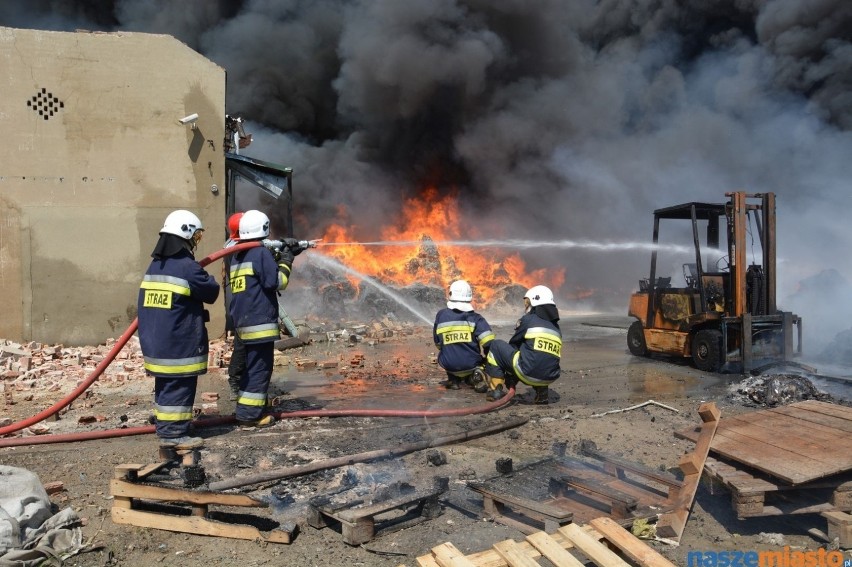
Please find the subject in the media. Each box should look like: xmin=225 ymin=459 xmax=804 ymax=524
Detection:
xmin=137 ymin=249 xmax=220 ymax=377
xmin=228 ymin=244 xmax=289 ymax=344
xmin=433 ymin=308 xmax=495 ymax=373
xmin=510 ymin=312 xmax=562 ymax=382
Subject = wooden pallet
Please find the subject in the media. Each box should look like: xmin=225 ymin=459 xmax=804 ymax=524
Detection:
xmin=675 ymin=400 xmax=852 ymax=485
xmin=308 ymin=482 xmax=446 ymax=545
xmin=412 ymin=517 xmax=676 ymax=567
xmin=470 ymin=480 xmax=574 ymax=535
xmin=674 ymin=401 xmax=852 ymax=548
xmin=468 ymin=451 xmax=679 ymax=534
xmin=704 ymin=456 xmax=852 ymax=518
xmin=110 ymin=463 xmax=295 ymax=543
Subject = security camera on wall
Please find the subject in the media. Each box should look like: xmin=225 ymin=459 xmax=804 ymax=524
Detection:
xmin=178 ymin=113 xmax=199 ymax=125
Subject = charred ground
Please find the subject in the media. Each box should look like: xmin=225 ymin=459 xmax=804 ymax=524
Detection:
xmin=1 ymin=316 xmax=850 ymax=567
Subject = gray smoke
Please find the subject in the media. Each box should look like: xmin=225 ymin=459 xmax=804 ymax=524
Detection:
xmin=3 ymin=0 xmax=852 ymax=350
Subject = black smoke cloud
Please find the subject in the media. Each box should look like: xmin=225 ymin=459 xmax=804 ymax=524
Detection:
xmin=3 ymin=0 xmax=852 ymax=348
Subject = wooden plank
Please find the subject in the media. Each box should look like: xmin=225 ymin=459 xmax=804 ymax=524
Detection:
xmin=335 ymin=488 xmax=442 ymax=522
xmin=487 ymin=509 xmax=551 ymax=536
xmin=465 ymin=538 xmax=544 ymax=566
xmin=431 ymin=542 xmax=477 ymax=567
xmin=796 ymin=400 xmax=852 ymax=422
xmin=110 ymin=479 xmax=266 ymax=508
xmin=771 ymin=404 xmax=852 ymax=434
xmin=676 ymin=426 xmax=823 ymax=484
xmin=656 ymin=402 xmax=720 ymax=540
xmin=526 ymin=531 xmax=585 ymax=567
xmin=114 ymin=464 xmax=144 ymax=479
xmin=732 ymin=409 xmax=852 ymax=443
xmin=416 ymin=554 xmax=442 ymax=567
xmin=559 ymin=523 xmax=630 ymax=567
xmin=708 ymin=427 xmax=836 ymax=483
xmin=135 ymin=462 xmax=170 ymax=480
xmin=589 ymin=517 xmax=676 ymax=567
xmin=720 ymin=415 xmax=852 ymax=462
xmin=552 ymin=475 xmax=639 ymax=508
xmin=470 ymin=483 xmax=573 ymax=520
xmin=445 ymin=527 xmax=604 ymax=567
xmin=580 ymin=445 xmax=684 ymax=489
xmin=111 ymin=506 xmax=292 ymax=543
xmin=705 ymin=457 xmax=852 ymax=495
xmin=550 ymin=475 xmax=638 ymax=519
xmin=553 ymin=457 xmax=673 ymax=506
xmin=493 ymin=539 xmax=543 ymax=567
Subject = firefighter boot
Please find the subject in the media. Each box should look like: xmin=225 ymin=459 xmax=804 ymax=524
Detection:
xmin=237 ymin=415 xmax=276 ymax=429
xmin=486 ymin=376 xmax=506 ymax=401
xmin=444 ymin=376 xmax=462 ymax=390
xmin=533 ymin=386 xmax=549 ymax=405
xmin=470 ymin=367 xmax=489 ymax=393
xmin=227 ymin=376 xmax=240 ymax=401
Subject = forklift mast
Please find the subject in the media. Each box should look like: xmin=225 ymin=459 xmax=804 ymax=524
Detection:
xmin=728 ymin=192 xmax=776 ymax=317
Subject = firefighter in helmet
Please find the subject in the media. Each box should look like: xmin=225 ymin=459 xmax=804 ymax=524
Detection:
xmin=137 ymin=210 xmax=220 ymax=450
xmin=223 ymin=212 xmax=246 ymax=401
xmin=433 ymin=280 xmax=494 ymax=391
xmin=227 ymin=209 xmax=304 ymax=427
xmin=484 ymin=285 xmax=562 ymax=404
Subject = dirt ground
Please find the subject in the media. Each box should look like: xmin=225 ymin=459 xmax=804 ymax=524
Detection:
xmin=2 ymin=315 xmax=851 ymax=567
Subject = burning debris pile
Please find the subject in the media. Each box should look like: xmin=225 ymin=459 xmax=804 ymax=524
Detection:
xmin=730 ymin=374 xmax=834 ymax=408
xmin=292 ymin=235 xmax=529 ymax=322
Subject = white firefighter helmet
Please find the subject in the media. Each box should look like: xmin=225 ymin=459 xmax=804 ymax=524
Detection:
xmin=447 ymin=280 xmax=474 ymax=312
xmin=239 ymin=209 xmax=270 ymax=240
xmin=160 ymin=210 xmax=203 ymax=240
xmin=524 ymin=285 xmax=555 ymax=307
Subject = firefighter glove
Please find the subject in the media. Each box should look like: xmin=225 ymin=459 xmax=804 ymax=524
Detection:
xmin=281 ymin=237 xmax=306 ymax=256
xmin=277 ymin=247 xmax=295 ymax=267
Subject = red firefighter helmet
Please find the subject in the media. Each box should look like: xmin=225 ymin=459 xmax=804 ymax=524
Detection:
xmin=227 ymin=212 xmax=244 ymax=240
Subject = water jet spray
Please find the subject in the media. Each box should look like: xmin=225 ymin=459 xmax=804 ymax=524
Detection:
xmin=308 ymin=253 xmax=433 ymax=325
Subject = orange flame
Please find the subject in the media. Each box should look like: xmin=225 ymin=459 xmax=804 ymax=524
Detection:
xmin=322 ymin=188 xmax=564 ymax=305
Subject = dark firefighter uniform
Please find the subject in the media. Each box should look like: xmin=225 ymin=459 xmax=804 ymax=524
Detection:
xmin=486 ymin=305 xmax=562 ymax=389
xmin=137 ymin=248 xmax=220 ymax=439
xmin=227 ymin=245 xmax=291 ymax=422
xmin=433 ymin=308 xmax=495 ymax=379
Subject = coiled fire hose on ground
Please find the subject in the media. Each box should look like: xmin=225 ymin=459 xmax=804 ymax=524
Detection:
xmin=0 ymin=241 xmax=515 ymax=448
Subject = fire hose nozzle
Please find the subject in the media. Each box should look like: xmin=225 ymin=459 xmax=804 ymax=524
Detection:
xmin=263 ymin=238 xmax=321 ymax=254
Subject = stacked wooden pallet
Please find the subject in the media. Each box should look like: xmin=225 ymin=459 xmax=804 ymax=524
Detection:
xmin=675 ymin=399 xmax=852 ymax=547
xmin=411 ymin=517 xmax=675 ymax=567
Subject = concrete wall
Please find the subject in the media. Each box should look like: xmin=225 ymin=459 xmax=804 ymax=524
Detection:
xmin=0 ymin=27 xmax=227 ymax=346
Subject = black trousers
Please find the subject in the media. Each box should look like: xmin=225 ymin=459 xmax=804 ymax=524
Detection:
xmin=234 ymin=342 xmax=274 ymax=421
xmin=228 ymin=334 xmax=246 ymax=385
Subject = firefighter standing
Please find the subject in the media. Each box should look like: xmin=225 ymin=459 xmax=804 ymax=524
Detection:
xmin=433 ymin=280 xmax=494 ymax=391
xmin=223 ymin=212 xmax=245 ymax=401
xmin=227 ymin=209 xmax=304 ymax=427
xmin=485 ymin=285 xmax=562 ymax=405
xmin=137 ymin=210 xmax=220 ymax=449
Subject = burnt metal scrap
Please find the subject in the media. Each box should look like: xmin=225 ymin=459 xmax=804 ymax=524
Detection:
xmin=733 ymin=374 xmax=834 ymax=407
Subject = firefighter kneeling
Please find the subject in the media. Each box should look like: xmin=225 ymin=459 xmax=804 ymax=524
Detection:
xmin=485 ymin=285 xmax=562 ymax=405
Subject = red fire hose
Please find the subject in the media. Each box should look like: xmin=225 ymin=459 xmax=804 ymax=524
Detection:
xmin=0 ymin=389 xmax=516 ymax=447
xmin=0 ymin=240 xmax=516 ymax=447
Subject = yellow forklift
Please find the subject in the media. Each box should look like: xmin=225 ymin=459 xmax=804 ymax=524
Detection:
xmin=627 ymin=192 xmax=803 ymax=373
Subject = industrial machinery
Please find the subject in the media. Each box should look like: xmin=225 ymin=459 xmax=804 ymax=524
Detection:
xmin=627 ymin=192 xmax=802 ymax=373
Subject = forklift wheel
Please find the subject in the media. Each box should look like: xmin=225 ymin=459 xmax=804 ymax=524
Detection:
xmin=691 ymin=329 xmax=722 ymax=372
xmin=627 ymin=321 xmax=648 ymax=357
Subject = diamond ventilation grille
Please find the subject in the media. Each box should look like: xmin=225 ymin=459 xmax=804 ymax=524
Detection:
xmin=27 ymin=88 xmax=65 ymax=121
